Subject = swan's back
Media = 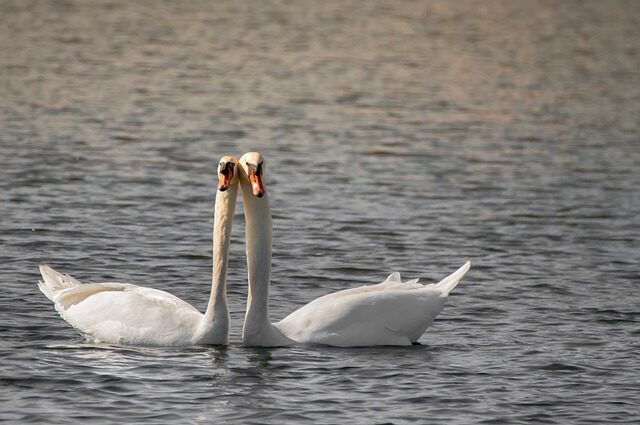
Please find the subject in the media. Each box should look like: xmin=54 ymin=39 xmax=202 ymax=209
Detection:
xmin=276 ymin=262 xmax=470 ymax=347
xmin=38 ymin=265 xmax=203 ymax=346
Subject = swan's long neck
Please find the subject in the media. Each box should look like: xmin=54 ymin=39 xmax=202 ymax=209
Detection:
xmin=241 ymin=178 xmax=273 ymax=327
xmin=240 ymin=176 xmax=293 ymax=346
xmin=201 ymin=183 xmax=237 ymax=342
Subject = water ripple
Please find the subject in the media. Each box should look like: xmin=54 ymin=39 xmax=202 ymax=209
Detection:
xmin=2 ymin=0 xmax=640 ymax=424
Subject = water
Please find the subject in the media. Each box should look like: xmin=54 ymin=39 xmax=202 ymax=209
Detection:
xmin=1 ymin=0 xmax=639 ymax=423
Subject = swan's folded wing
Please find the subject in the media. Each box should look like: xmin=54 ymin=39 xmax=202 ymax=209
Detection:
xmin=55 ymin=282 xmax=129 ymax=309
xmin=304 ymin=273 xmax=431 ymax=305
xmin=52 ymin=283 xmax=203 ymax=345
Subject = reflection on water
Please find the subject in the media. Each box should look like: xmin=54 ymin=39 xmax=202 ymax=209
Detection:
xmin=1 ymin=0 xmax=639 ymax=423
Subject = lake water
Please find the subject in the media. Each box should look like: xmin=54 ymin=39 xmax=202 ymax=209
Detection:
xmin=1 ymin=0 xmax=639 ymax=423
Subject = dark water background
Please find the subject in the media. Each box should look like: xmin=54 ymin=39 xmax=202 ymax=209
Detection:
xmin=1 ymin=1 xmax=639 ymax=423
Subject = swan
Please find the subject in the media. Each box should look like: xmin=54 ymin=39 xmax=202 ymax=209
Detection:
xmin=238 ymin=151 xmax=471 ymax=347
xmin=37 ymin=155 xmax=240 ymax=346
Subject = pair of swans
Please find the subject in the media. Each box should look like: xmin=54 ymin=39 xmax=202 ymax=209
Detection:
xmin=39 ymin=152 xmax=470 ymax=347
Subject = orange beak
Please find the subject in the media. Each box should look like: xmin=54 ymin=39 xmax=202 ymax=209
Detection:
xmin=249 ymin=171 xmax=265 ymax=198
xmin=217 ymin=166 xmax=233 ymax=191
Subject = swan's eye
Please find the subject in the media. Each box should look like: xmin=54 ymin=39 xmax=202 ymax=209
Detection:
xmin=220 ymin=162 xmax=234 ymax=176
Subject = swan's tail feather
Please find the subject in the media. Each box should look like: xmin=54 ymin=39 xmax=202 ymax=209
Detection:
xmin=38 ymin=265 xmax=83 ymax=301
xmin=436 ymin=261 xmax=471 ymax=296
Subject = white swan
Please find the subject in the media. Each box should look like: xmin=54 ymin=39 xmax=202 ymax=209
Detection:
xmin=37 ymin=156 xmax=240 ymax=346
xmin=238 ymin=151 xmax=471 ymax=347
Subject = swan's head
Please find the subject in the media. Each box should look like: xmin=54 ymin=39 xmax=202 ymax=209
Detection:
xmin=217 ymin=155 xmax=239 ymax=192
xmin=239 ymin=151 xmax=266 ymax=198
